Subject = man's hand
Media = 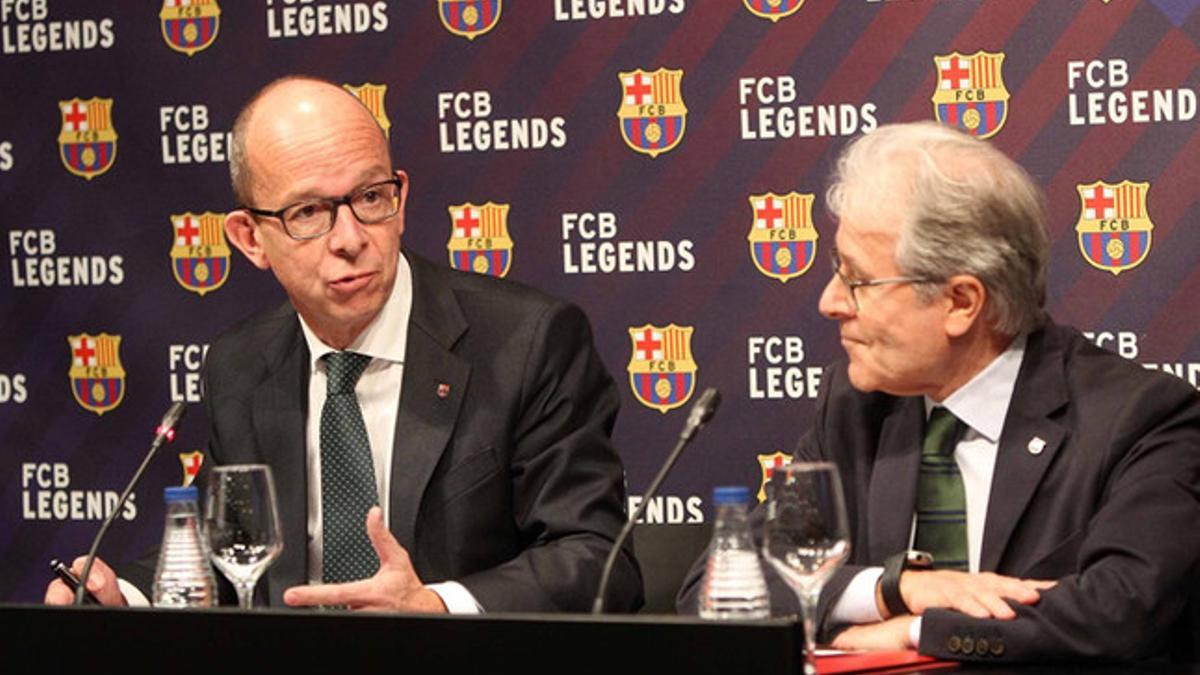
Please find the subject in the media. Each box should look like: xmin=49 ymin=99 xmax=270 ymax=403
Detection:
xmin=897 ymin=570 xmax=1055 ymax=619
xmin=283 ymin=506 xmax=447 ymax=613
xmin=832 ymin=616 xmax=917 ymax=651
xmin=43 ymin=556 xmax=127 ymax=607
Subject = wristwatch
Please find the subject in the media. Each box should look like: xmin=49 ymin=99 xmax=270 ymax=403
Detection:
xmin=879 ymin=550 xmax=933 ymax=618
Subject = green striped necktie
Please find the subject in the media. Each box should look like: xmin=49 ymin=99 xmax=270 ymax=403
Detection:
xmin=914 ymin=407 xmax=969 ymax=571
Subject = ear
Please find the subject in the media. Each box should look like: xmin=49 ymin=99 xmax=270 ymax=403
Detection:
xmin=393 ymin=168 xmax=410 ymax=238
xmin=224 ymin=211 xmax=272 ymax=271
xmin=943 ymin=274 xmax=987 ymax=338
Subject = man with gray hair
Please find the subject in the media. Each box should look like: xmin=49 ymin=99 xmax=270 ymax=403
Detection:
xmin=680 ymin=121 xmax=1200 ymax=662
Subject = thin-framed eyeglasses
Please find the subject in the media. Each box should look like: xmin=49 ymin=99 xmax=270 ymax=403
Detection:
xmin=829 ymin=248 xmax=941 ymax=312
xmin=240 ymin=177 xmax=404 ymax=241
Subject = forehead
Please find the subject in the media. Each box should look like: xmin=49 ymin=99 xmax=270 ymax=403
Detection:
xmin=245 ymin=85 xmax=390 ymax=202
xmin=835 ymin=212 xmax=902 ymax=271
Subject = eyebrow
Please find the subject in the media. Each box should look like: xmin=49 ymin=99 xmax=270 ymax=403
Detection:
xmin=279 ymin=170 xmax=392 ymax=206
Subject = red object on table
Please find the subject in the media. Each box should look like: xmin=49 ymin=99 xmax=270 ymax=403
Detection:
xmin=816 ymin=650 xmax=959 ymax=674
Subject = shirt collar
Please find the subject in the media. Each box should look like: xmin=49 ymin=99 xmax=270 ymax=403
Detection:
xmin=925 ymin=333 xmax=1027 ymax=443
xmin=299 ymin=254 xmax=412 ymax=371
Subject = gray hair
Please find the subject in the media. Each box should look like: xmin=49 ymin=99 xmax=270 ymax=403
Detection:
xmin=825 ymin=121 xmax=1049 ymax=336
xmin=228 ymin=75 xmax=387 ymax=206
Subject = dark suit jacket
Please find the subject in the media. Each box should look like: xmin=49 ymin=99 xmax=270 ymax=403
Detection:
xmin=192 ymin=251 xmax=642 ymax=612
xmin=680 ymin=320 xmax=1200 ymax=661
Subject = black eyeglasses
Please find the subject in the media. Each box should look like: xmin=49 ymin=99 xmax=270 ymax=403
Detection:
xmin=240 ymin=177 xmax=403 ymax=241
xmin=829 ymin=248 xmax=941 ymax=312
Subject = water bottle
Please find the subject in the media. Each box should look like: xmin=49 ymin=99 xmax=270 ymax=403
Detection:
xmin=152 ymin=486 xmax=217 ymax=607
xmin=699 ymin=485 xmax=770 ymax=620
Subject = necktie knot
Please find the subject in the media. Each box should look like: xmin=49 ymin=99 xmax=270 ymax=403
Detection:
xmin=923 ymin=407 xmax=964 ymax=457
xmin=324 ymin=351 xmax=371 ymax=395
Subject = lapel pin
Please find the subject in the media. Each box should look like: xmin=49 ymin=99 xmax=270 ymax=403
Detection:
xmin=436 ymin=383 xmax=451 ymax=399
xmin=1027 ymin=437 xmax=1046 ymax=455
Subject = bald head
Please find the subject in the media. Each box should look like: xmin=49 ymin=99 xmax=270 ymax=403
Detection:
xmin=229 ymin=76 xmax=389 ymax=206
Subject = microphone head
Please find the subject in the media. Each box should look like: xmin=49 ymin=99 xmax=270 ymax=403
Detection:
xmin=685 ymin=387 xmax=721 ymax=431
xmin=157 ymin=401 xmax=188 ymax=436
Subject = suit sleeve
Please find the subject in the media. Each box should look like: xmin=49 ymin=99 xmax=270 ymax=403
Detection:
xmin=919 ymin=384 xmax=1200 ymax=662
xmin=456 ymin=301 xmax=644 ymax=613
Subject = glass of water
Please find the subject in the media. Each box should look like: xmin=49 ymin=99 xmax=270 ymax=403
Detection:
xmin=205 ymin=464 xmax=283 ymax=609
xmin=762 ymin=462 xmax=851 ymax=675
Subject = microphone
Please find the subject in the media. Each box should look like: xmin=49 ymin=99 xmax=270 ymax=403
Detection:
xmin=74 ymin=402 xmax=188 ymax=605
xmin=592 ymin=387 xmax=721 ymax=614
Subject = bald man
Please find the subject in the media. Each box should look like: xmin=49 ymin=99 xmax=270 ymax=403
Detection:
xmin=46 ymin=76 xmax=642 ymax=614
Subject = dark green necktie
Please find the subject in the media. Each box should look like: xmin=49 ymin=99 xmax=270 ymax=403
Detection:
xmin=320 ymin=351 xmax=380 ymax=583
xmin=914 ymin=407 xmax=969 ymax=570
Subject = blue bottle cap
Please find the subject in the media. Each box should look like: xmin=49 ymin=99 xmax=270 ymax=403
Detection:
xmin=164 ymin=486 xmax=198 ymax=502
xmin=712 ymin=485 xmax=751 ymax=505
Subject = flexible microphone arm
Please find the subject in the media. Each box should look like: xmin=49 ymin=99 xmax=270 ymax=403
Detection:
xmin=592 ymin=388 xmax=721 ymax=614
xmin=74 ymin=401 xmax=188 ymax=606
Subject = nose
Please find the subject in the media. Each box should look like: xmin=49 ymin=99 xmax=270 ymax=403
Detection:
xmin=818 ymin=274 xmax=855 ymax=320
xmin=326 ymin=202 xmax=368 ymax=256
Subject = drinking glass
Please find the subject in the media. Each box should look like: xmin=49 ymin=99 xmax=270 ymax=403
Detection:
xmin=762 ymin=462 xmax=851 ymax=675
xmin=205 ymin=464 xmax=283 ymax=609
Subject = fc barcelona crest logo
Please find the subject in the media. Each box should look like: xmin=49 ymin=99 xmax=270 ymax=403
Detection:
xmin=68 ymin=333 xmax=126 ymax=416
xmin=344 ymin=83 xmax=391 ymax=138
xmin=1075 ymin=181 xmax=1154 ymax=276
xmin=743 ymin=0 xmax=805 ymax=22
xmin=438 ymin=0 xmax=501 ymax=40
xmin=931 ymin=51 xmax=1009 ymax=139
xmin=160 ymin=0 xmax=221 ymax=56
xmin=179 ymin=451 xmax=204 ymax=488
xmin=627 ymin=324 xmax=698 ymax=414
xmin=617 ymin=68 xmax=687 ymax=158
xmin=757 ymin=451 xmax=793 ymax=503
xmin=170 ymin=212 xmax=231 ymax=296
xmin=748 ymin=192 xmax=819 ymax=283
xmin=58 ymin=98 xmax=118 ymax=180
xmin=447 ymin=202 xmax=513 ymax=278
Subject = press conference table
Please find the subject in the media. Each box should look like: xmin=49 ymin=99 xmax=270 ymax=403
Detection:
xmin=7 ymin=604 xmax=1197 ymax=674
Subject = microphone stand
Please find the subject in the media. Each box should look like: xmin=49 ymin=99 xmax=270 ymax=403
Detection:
xmin=74 ymin=402 xmax=187 ymax=606
xmin=592 ymin=388 xmax=721 ymax=614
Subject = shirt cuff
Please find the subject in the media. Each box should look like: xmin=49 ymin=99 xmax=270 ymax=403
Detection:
xmin=909 ymin=615 xmax=922 ymax=648
xmin=427 ymin=581 xmax=483 ymax=614
xmin=827 ymin=567 xmax=885 ymax=625
xmin=117 ymin=577 xmax=150 ymax=607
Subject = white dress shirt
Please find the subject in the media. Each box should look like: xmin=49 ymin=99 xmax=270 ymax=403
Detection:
xmin=828 ymin=335 xmax=1028 ymax=638
xmin=298 ymin=255 xmax=479 ymax=613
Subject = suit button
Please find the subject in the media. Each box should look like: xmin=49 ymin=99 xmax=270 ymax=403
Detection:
xmin=961 ymin=637 xmax=975 ymax=654
xmin=975 ymin=638 xmax=989 ymax=656
xmin=991 ymin=640 xmax=1006 ymax=657
xmin=947 ymin=636 xmax=962 ymax=653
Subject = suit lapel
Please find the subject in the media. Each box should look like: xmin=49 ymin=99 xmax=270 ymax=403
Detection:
xmin=389 ymin=254 xmax=469 ymax=551
xmin=979 ymin=325 xmax=1070 ymax=572
xmin=867 ymin=397 xmax=925 ymax=562
xmin=250 ymin=315 xmax=310 ymax=605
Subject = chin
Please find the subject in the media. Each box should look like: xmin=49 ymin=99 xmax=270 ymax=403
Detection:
xmin=845 ymin=364 xmax=879 ymax=393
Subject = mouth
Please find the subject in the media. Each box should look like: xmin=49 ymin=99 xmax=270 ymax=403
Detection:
xmin=328 ymin=271 xmax=376 ymax=293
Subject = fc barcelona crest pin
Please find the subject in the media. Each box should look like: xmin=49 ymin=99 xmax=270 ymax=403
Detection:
xmin=160 ymin=0 xmax=221 ymax=56
xmin=344 ymin=83 xmax=391 ymax=138
xmin=58 ymin=98 xmax=118 ymax=180
xmin=68 ymin=333 xmax=126 ymax=416
xmin=743 ymin=0 xmax=805 ymax=22
xmin=447 ymin=202 xmax=513 ymax=278
xmin=627 ymin=324 xmax=698 ymax=414
xmin=747 ymin=192 xmax=818 ymax=283
xmin=1075 ymin=180 xmax=1153 ymax=276
xmin=617 ymin=68 xmax=687 ymax=158
xmin=170 ymin=212 xmax=231 ymax=296
xmin=931 ymin=51 xmax=1010 ymax=139
xmin=438 ymin=0 xmax=501 ymax=40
